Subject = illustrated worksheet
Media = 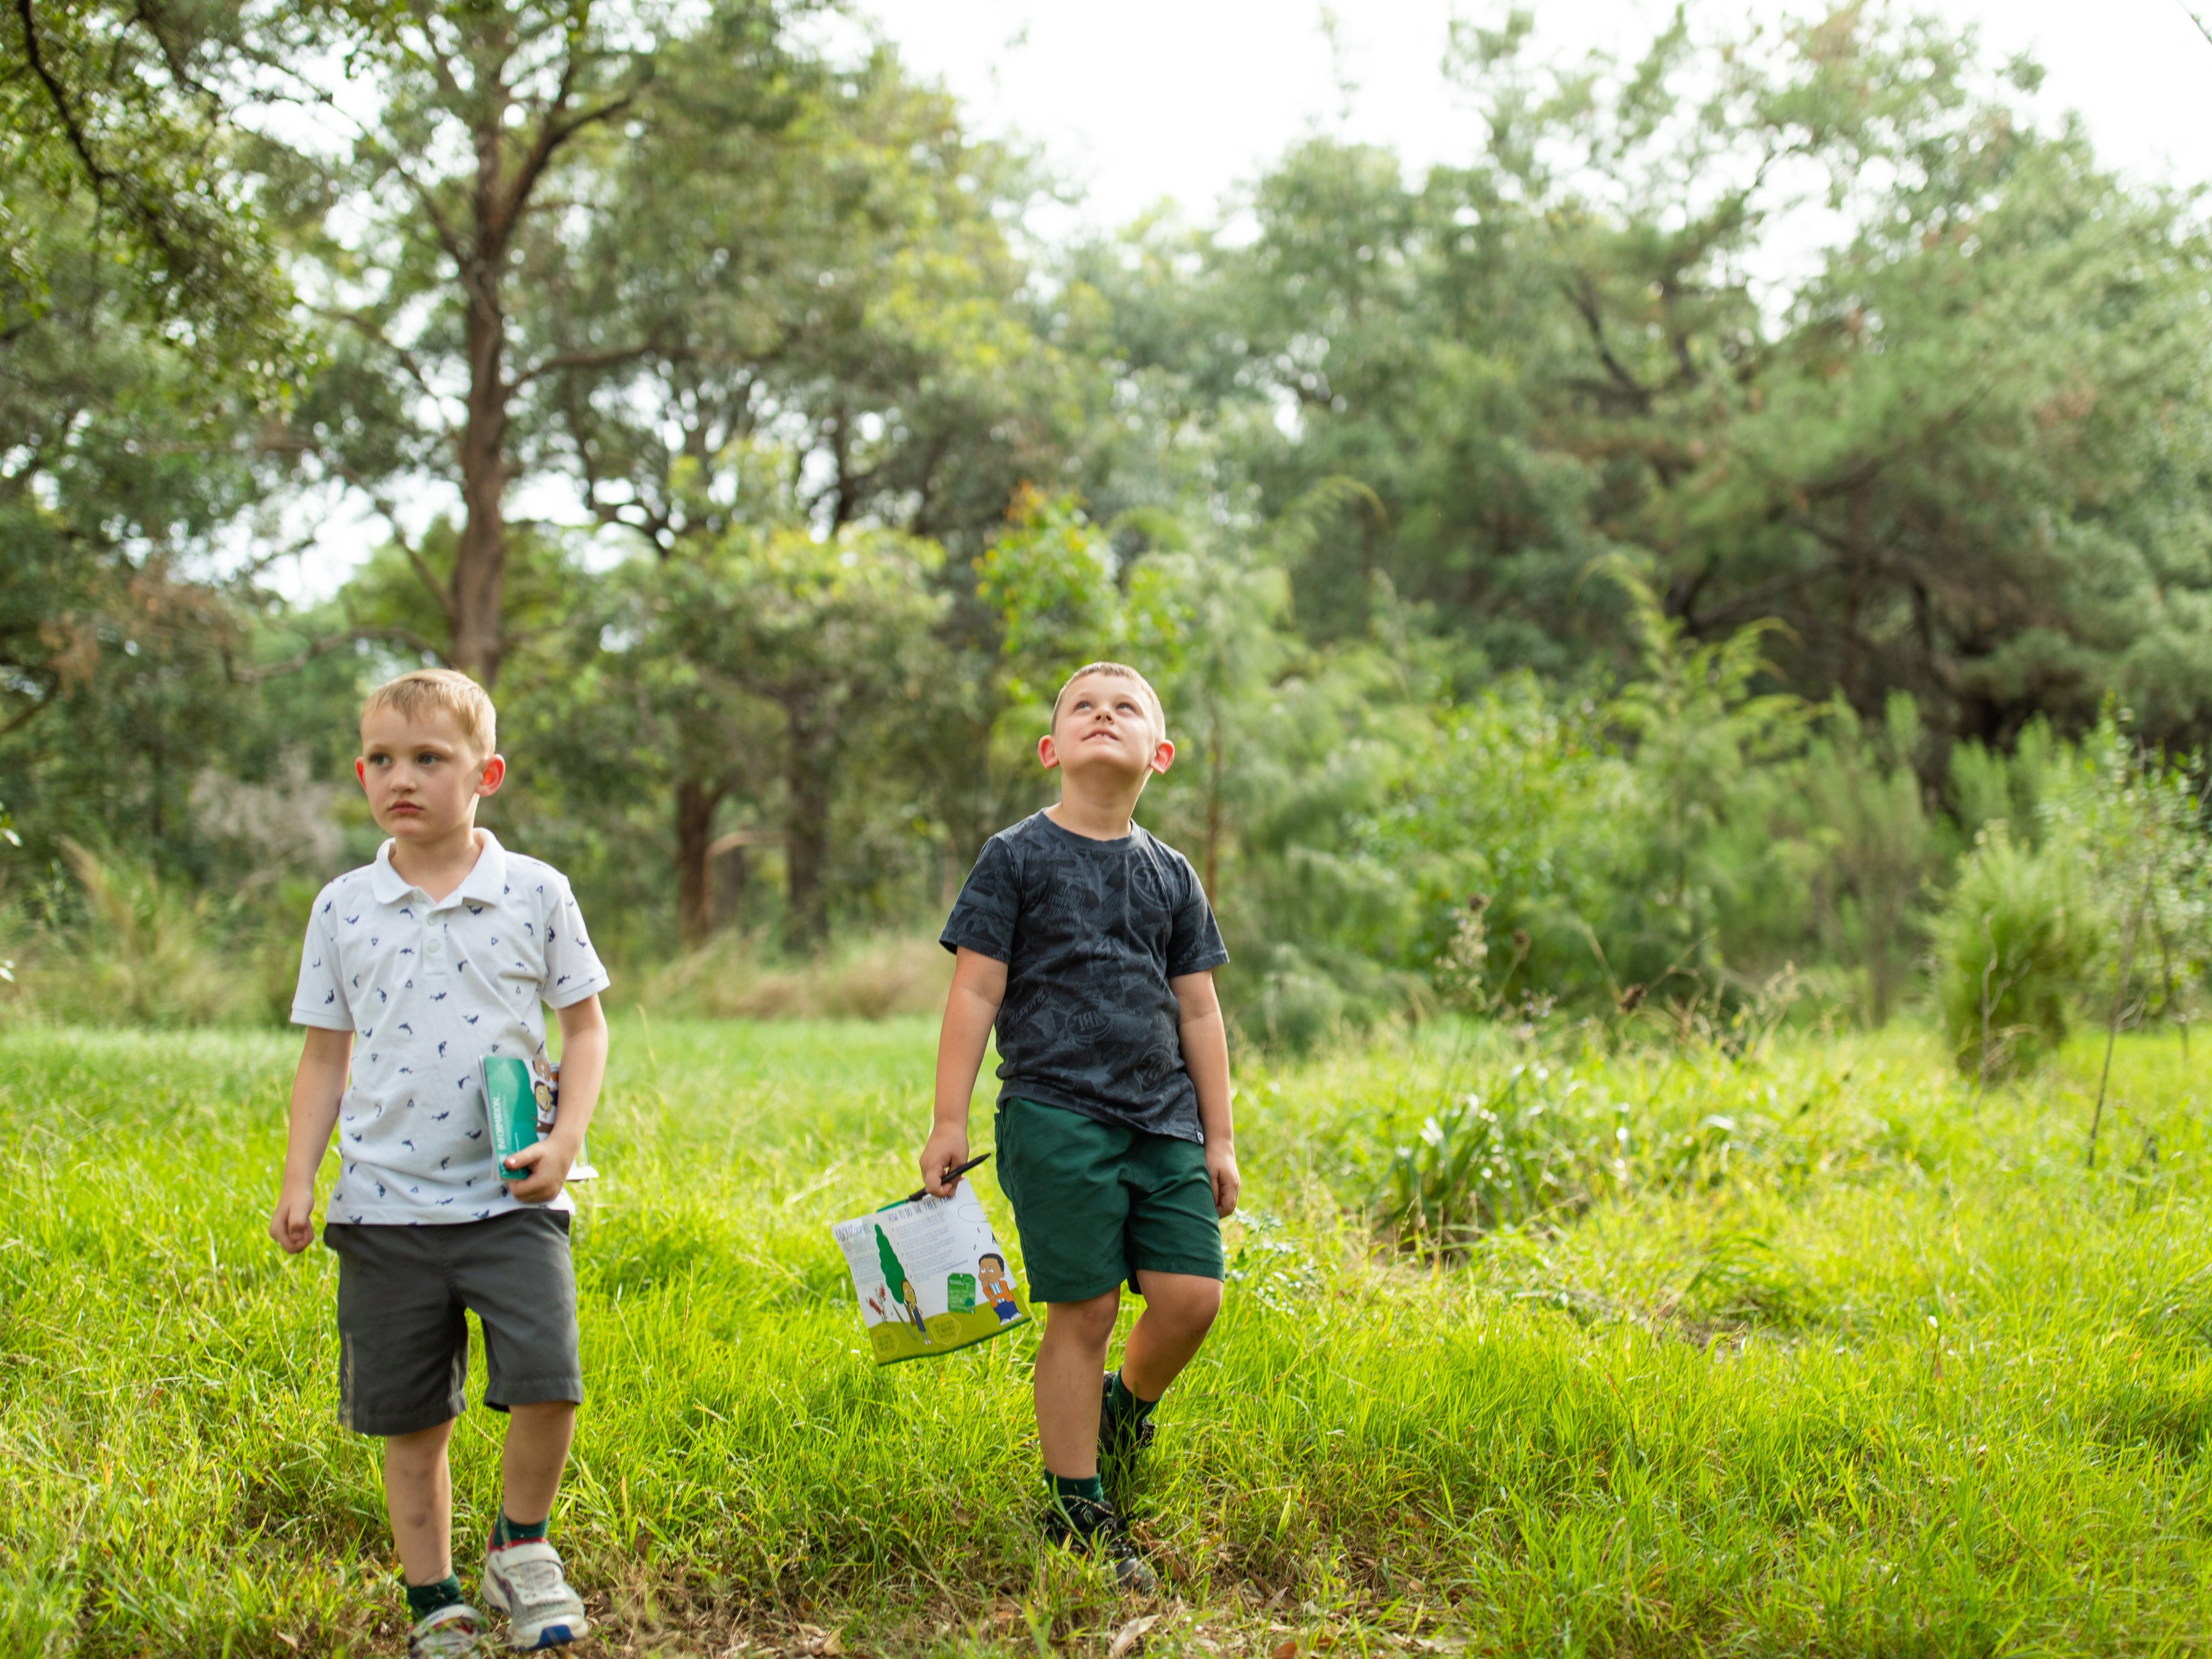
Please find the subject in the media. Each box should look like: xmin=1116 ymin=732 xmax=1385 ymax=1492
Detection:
xmin=829 ymin=1180 xmax=1029 ymax=1364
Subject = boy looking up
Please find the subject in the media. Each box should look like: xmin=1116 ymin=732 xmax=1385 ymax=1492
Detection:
xmin=919 ymin=662 xmax=1237 ymax=1592
xmin=268 ymin=669 xmax=610 ymax=1656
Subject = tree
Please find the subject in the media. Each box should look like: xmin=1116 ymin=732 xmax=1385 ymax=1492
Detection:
xmin=643 ymin=520 xmax=949 ymax=952
xmin=271 ymin=0 xmax=818 ymax=684
xmin=1 ymin=0 xmax=291 ymax=363
xmin=1082 ymin=5 xmax=2212 ymax=751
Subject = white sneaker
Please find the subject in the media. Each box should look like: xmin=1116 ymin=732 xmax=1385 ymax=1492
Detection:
xmin=481 ymin=1538 xmax=591 ymax=1650
xmin=408 ymin=1602 xmax=487 ymax=1656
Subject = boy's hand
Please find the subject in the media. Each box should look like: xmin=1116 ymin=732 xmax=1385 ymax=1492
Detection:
xmin=918 ymin=1124 xmax=971 ymax=1198
xmin=1206 ymin=1141 xmax=1240 ymax=1219
xmin=502 ymin=1134 xmax=576 ymax=1204
xmin=269 ymin=1179 xmax=317 ymax=1254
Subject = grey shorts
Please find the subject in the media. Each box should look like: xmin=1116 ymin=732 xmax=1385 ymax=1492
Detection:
xmin=323 ymin=1209 xmax=581 ymax=1438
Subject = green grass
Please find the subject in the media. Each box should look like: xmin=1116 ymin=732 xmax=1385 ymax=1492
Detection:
xmin=6 ymin=1015 xmax=2212 ymax=1655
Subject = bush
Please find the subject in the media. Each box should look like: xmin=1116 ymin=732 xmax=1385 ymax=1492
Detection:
xmin=4 ymin=844 xmax=260 ymax=1027
xmin=1932 ymin=823 xmax=2098 ymax=1080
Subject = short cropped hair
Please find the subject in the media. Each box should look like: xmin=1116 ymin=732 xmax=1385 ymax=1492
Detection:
xmin=360 ymin=668 xmax=497 ymax=759
xmin=1051 ymin=661 xmax=1166 ymax=737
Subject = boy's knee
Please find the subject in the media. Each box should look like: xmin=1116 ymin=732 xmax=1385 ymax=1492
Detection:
xmin=1046 ymin=1290 xmax=1121 ymax=1345
xmin=1144 ymin=1272 xmax=1222 ymax=1330
xmin=383 ymin=1419 xmax=453 ymax=1469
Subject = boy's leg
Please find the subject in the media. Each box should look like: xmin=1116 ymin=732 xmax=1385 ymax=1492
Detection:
xmin=1107 ymin=1134 xmax=1229 ymax=1450
xmin=1120 ymin=1270 xmax=1223 ymax=1399
xmin=499 ymin=1400 xmax=577 ymax=1527
xmin=463 ymin=1210 xmax=590 ymax=1648
xmin=1036 ymin=1290 xmax=1121 ymax=1477
xmin=324 ymin=1222 xmax=482 ymax=1650
xmin=384 ymin=1419 xmax=458 ymax=1583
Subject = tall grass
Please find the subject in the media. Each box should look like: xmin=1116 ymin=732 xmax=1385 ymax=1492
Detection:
xmin=5 ymin=1018 xmax=2212 ymax=1653
xmin=636 ymin=934 xmax=952 ymax=1021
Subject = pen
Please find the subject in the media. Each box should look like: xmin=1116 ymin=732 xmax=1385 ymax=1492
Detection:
xmin=905 ymin=1152 xmax=991 ymax=1204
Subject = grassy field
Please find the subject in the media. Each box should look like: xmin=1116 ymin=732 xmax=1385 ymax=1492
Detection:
xmin=5 ymin=1015 xmax=2212 ymax=1656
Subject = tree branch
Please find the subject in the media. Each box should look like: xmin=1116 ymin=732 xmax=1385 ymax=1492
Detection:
xmin=510 ymin=339 xmax=687 ymax=390
xmin=231 ymin=624 xmax=447 ymax=683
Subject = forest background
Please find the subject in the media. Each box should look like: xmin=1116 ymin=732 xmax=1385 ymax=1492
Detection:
xmin=8 ymin=0 xmax=2212 ymax=1073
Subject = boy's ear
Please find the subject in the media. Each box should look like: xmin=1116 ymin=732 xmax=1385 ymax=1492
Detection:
xmin=1148 ymin=737 xmax=1175 ymax=776
xmin=1037 ymin=733 xmax=1061 ymax=771
xmin=476 ymin=752 xmax=507 ymax=797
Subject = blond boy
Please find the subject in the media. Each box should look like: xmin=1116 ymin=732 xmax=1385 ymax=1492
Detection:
xmin=919 ymin=662 xmax=1237 ymax=1591
xmin=268 ymin=670 xmax=608 ymax=1655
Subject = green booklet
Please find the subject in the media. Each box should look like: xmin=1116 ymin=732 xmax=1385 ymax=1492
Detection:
xmin=830 ymin=1180 xmax=1028 ymax=1364
xmin=480 ymin=1055 xmax=597 ymax=1185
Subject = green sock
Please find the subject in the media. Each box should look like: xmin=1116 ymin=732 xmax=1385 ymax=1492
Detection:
xmin=1107 ymin=1370 xmax=1160 ymax=1426
xmin=490 ymin=1510 xmax=548 ymax=1548
xmin=1048 ymin=1471 xmax=1106 ymax=1507
xmin=403 ymin=1574 xmax=465 ymax=1622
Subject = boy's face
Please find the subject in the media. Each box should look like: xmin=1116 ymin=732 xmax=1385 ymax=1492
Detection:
xmin=356 ymin=705 xmax=504 ymax=844
xmin=1039 ymin=672 xmax=1173 ymax=784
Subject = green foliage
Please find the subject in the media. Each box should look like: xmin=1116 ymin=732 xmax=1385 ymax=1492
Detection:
xmin=1934 ymin=714 xmax=2212 ymax=1079
xmin=13 ymin=0 xmax=2212 ymax=1042
xmin=4 ymin=844 xmax=261 ymax=1027
xmin=1932 ymin=823 xmax=2095 ymax=1080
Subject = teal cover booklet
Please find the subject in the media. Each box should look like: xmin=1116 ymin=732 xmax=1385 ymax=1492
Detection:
xmin=480 ymin=1055 xmax=597 ymax=1184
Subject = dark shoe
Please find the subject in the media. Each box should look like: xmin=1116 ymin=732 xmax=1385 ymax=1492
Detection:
xmin=1044 ymin=1489 xmax=1159 ymax=1595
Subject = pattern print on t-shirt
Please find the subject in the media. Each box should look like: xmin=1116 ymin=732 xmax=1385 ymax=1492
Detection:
xmin=940 ymin=811 xmax=1228 ymax=1141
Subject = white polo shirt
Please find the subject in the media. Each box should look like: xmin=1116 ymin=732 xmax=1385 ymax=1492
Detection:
xmin=291 ymin=830 xmax=611 ymax=1226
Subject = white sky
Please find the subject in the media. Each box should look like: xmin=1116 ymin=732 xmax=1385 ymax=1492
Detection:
xmin=268 ymin=0 xmax=2212 ymax=602
xmin=873 ymin=0 xmax=2212 ymax=229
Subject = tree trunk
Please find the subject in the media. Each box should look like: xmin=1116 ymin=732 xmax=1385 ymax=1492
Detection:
xmin=445 ymin=87 xmax=517 ymax=687
xmin=783 ymin=695 xmax=834 ymax=955
xmin=1202 ymin=701 xmax=1225 ymax=900
xmin=675 ymin=779 xmax=722 ymax=949
xmin=450 ymin=280 xmax=510 ymax=684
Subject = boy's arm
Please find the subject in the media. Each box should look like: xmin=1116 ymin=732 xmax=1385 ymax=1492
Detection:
xmin=920 ymin=947 xmax=1007 ymax=1196
xmin=505 ymin=993 xmax=608 ymax=1204
xmin=1172 ymin=969 xmax=1239 ymax=1219
xmin=270 ymin=1027 xmax=353 ymax=1253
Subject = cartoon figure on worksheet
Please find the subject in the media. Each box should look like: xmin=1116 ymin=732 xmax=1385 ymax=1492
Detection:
xmin=976 ymin=1252 xmax=1020 ymax=1324
xmin=875 ymin=1225 xmax=930 ymax=1343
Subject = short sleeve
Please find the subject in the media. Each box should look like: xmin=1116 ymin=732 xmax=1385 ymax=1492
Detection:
xmin=543 ymin=876 xmax=612 ymax=1009
xmin=1166 ymin=855 xmax=1229 ymax=978
xmin=290 ymin=892 xmax=354 ymax=1030
xmin=940 ymin=835 xmax=1022 ymax=962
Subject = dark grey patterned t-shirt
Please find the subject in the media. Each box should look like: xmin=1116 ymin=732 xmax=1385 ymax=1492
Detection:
xmin=940 ymin=811 xmax=1230 ymax=1142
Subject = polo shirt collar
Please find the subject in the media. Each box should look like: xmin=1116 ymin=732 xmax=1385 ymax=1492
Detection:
xmin=367 ymin=829 xmax=510 ymax=909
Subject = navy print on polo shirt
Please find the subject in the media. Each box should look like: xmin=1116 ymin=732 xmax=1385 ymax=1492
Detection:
xmin=290 ymin=830 xmax=609 ymax=1224
xmin=940 ymin=811 xmax=1228 ymax=1142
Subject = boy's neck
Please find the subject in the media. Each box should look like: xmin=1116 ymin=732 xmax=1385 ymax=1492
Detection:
xmin=389 ymin=823 xmax=486 ymax=902
xmin=1046 ymin=778 xmax=1144 ymax=842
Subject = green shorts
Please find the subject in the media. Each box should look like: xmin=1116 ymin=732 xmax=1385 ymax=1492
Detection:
xmin=993 ymin=1097 xmax=1225 ymax=1305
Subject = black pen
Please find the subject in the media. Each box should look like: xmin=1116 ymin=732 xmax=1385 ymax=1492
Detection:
xmin=904 ymin=1152 xmax=991 ymax=1204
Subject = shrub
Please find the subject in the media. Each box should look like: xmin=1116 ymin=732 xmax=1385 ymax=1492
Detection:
xmin=1377 ymin=1063 xmax=1610 ymax=1247
xmin=6 ymin=844 xmax=258 ymax=1027
xmin=1932 ymin=823 xmax=2098 ymax=1080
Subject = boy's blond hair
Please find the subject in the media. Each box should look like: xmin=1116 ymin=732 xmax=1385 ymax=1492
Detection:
xmin=1051 ymin=662 xmax=1167 ymax=737
xmin=361 ymin=669 xmax=497 ymax=760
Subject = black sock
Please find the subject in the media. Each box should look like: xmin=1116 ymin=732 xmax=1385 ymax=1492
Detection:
xmin=1047 ymin=1471 xmax=1106 ymax=1508
xmin=491 ymin=1510 xmax=548 ymax=1548
xmin=404 ymin=1574 xmax=465 ymax=1622
xmin=1107 ymin=1369 xmax=1160 ymax=1425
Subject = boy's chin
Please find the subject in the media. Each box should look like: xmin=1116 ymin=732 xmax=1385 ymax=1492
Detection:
xmin=381 ymin=813 xmax=455 ymax=839
xmin=1058 ymin=750 xmax=1150 ymax=785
